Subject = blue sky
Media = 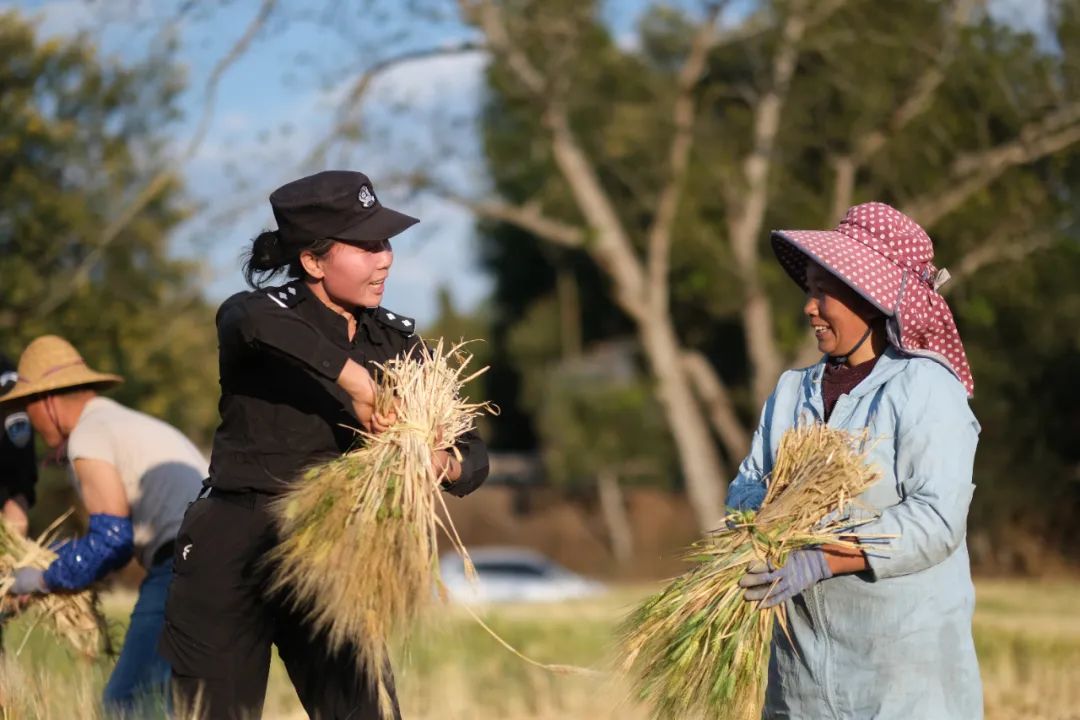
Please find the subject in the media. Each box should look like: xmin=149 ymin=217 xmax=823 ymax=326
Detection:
xmin=19 ymin=0 xmax=708 ymax=327
xmin=17 ymin=0 xmax=1049 ymax=328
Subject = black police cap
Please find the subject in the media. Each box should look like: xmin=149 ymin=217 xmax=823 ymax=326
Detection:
xmin=269 ymin=170 xmax=419 ymax=248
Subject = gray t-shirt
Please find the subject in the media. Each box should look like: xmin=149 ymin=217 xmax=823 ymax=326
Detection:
xmin=66 ymin=397 xmax=207 ymax=568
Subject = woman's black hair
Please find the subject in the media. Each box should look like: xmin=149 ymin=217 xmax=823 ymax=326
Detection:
xmin=242 ymin=230 xmax=335 ymax=288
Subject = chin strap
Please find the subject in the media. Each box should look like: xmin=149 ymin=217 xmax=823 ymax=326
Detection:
xmin=828 ymin=325 xmax=875 ymax=366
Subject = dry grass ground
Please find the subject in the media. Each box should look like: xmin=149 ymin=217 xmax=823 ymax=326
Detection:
xmin=1 ymin=580 xmax=1077 ymax=719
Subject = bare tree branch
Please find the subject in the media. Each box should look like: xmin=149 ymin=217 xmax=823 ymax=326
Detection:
xmin=646 ymin=3 xmax=722 ymax=316
xmin=710 ymin=8 xmax=773 ymax=48
xmin=827 ymin=0 xmax=978 ymax=224
xmin=458 ymin=0 xmax=545 ymax=96
xmin=466 ymin=0 xmax=729 ymax=526
xmin=545 ymin=111 xmax=650 ymax=320
xmin=951 ymin=101 xmax=1080 ymax=176
xmin=942 ymin=230 xmax=1059 ymax=294
xmin=305 ymin=41 xmax=487 ymax=169
xmin=806 ymin=0 xmax=853 ymax=25
xmin=682 ymin=350 xmax=751 ymax=461
xmin=34 ymin=0 xmax=279 ymax=319
xmin=727 ymin=0 xmax=816 ymax=407
xmin=904 ymin=105 xmax=1080 ymax=227
xmin=430 ymin=186 xmax=586 ymax=249
xmin=185 ymin=0 xmax=278 ymax=160
xmin=826 ymin=153 xmax=857 ymax=224
xmin=460 ymin=0 xmax=650 ymax=315
xmin=856 ymin=0 xmax=976 ymax=163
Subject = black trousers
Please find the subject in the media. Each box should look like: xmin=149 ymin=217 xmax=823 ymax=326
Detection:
xmin=158 ymin=492 xmax=400 ymax=720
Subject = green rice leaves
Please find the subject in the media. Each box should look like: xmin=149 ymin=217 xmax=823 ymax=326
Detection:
xmin=619 ymin=423 xmax=884 ymax=720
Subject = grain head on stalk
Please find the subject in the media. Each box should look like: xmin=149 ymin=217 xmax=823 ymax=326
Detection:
xmin=619 ymin=423 xmax=884 ymax=720
xmin=0 ymin=513 xmax=110 ymax=660
xmin=268 ymin=338 xmax=492 ymax=718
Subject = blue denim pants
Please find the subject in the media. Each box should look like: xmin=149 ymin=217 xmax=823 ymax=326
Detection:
xmin=103 ymin=558 xmax=173 ymax=714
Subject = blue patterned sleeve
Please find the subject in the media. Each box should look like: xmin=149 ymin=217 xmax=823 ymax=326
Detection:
xmin=43 ymin=513 xmax=134 ymax=591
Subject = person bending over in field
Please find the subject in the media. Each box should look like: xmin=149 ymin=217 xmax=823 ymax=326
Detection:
xmin=1 ymin=335 xmax=205 ymax=713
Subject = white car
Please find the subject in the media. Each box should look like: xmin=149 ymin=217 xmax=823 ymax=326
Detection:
xmin=439 ymin=547 xmax=606 ymax=604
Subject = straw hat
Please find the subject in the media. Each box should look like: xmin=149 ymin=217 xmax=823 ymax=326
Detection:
xmin=0 ymin=335 xmax=122 ymax=405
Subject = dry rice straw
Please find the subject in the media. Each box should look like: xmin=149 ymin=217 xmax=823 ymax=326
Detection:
xmin=619 ymin=423 xmax=890 ymax=720
xmin=0 ymin=510 xmax=110 ymax=660
xmin=270 ymin=340 xmax=604 ymax=717
xmin=271 ymin=341 xmax=534 ymax=713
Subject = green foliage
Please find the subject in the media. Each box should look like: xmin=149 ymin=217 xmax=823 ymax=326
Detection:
xmin=536 ymin=361 xmax=677 ymax=493
xmin=477 ymin=0 xmax=1080 ymax=561
xmin=421 ymin=287 xmax=496 ymax=438
xmin=501 ymin=286 xmax=676 ymax=493
xmin=0 ymin=11 xmax=218 ymax=448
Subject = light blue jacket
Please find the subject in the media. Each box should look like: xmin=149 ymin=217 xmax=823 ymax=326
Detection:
xmin=728 ymin=347 xmax=983 ymax=720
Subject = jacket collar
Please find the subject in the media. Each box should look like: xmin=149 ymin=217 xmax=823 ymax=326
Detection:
xmin=292 ymin=281 xmax=372 ymax=344
xmin=358 ymin=308 xmax=384 ymax=345
xmin=288 ymin=280 xmax=387 ymax=346
xmin=804 ymin=345 xmax=909 ymax=404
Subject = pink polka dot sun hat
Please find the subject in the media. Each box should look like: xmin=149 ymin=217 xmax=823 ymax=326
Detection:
xmin=771 ymin=202 xmax=974 ymax=396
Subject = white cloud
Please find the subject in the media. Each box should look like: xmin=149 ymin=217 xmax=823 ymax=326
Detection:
xmin=368 ymin=50 xmax=488 ymax=110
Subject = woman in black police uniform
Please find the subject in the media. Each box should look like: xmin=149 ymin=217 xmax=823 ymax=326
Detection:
xmin=1 ymin=354 xmax=37 ymax=654
xmin=159 ymin=171 xmax=489 ymax=719
xmin=0 ymin=355 xmax=36 ymax=538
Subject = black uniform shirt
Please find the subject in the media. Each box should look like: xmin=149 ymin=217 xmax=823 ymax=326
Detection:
xmin=206 ymin=280 xmax=488 ymax=496
xmin=0 ymin=355 xmax=37 ymax=507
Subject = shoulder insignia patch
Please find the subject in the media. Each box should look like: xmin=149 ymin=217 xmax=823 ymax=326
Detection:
xmin=374 ymin=306 xmax=415 ymax=335
xmin=263 ymin=281 xmax=302 ymax=309
xmin=4 ymin=412 xmax=31 ymax=449
xmin=0 ymin=370 xmax=17 ymax=394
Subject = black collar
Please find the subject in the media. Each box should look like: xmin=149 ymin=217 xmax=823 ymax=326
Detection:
xmin=358 ymin=308 xmax=385 ymax=345
xmin=292 ymin=282 xmax=362 ymax=344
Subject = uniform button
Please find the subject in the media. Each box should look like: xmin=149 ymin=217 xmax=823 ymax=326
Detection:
xmin=321 ymin=360 xmax=330 ymax=368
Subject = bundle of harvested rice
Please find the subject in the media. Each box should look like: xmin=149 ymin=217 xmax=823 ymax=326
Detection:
xmin=0 ymin=513 xmax=110 ymax=659
xmin=269 ymin=339 xmax=491 ymax=717
xmin=619 ymin=423 xmax=884 ymax=720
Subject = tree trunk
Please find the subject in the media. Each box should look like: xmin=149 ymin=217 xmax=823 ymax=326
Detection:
xmin=546 ymin=113 xmax=727 ymax=530
xmin=726 ymin=5 xmax=808 ymax=407
xmin=466 ymin=1 xmax=729 ymax=532
xmin=597 ymin=468 xmax=634 ymax=569
xmin=556 ymin=264 xmax=582 ymax=360
xmin=638 ymin=314 xmax=727 ymax=527
xmin=830 ymin=154 xmax=856 ymax=224
xmin=681 ymin=350 xmax=750 ymax=463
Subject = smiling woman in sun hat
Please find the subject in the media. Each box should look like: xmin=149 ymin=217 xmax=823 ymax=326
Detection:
xmin=727 ymin=202 xmax=982 ymax=719
xmin=0 ymin=334 xmax=206 ymax=713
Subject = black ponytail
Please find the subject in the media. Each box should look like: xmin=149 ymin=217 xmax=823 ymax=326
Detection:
xmin=243 ymin=230 xmax=286 ymax=287
xmin=242 ymin=230 xmax=335 ymax=288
